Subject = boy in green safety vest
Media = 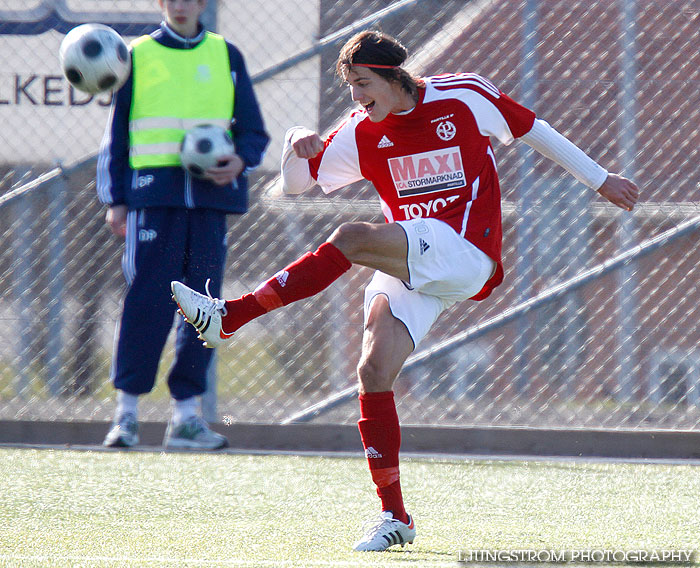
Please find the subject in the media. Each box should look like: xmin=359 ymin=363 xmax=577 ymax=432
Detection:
xmin=97 ymin=0 xmax=269 ymax=449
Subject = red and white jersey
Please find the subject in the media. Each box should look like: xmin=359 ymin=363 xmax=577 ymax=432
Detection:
xmin=307 ymin=73 xmax=536 ymax=299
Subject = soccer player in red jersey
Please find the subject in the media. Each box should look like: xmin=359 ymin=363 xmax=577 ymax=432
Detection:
xmin=172 ymin=30 xmax=639 ymax=551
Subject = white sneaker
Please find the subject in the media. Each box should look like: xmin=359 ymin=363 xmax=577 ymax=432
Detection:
xmin=163 ymin=415 xmax=229 ymax=450
xmin=353 ymin=511 xmax=416 ymax=551
xmin=171 ymin=280 xmax=231 ymax=348
xmin=103 ymin=412 xmax=139 ymax=448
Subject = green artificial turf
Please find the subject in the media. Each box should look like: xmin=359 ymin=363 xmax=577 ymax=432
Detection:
xmin=0 ymin=448 xmax=698 ymax=567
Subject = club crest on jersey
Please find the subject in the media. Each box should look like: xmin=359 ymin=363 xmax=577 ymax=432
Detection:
xmin=389 ymin=146 xmax=466 ymax=197
xmin=436 ymin=120 xmax=457 ymax=141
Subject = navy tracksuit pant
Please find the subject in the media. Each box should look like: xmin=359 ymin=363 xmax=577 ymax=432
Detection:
xmin=112 ymin=207 xmax=227 ymax=400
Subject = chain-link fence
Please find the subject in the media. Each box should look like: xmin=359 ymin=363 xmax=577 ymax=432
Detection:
xmin=1 ymin=0 xmax=699 ymax=430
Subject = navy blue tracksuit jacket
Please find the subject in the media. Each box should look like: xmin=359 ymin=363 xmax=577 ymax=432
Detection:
xmin=96 ymin=22 xmax=269 ymax=399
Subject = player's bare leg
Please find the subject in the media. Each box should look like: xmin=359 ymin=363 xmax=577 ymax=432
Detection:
xmin=328 ymin=221 xmax=409 ymax=282
xmin=357 ymin=294 xmax=413 ymax=393
xmin=353 ymin=295 xmax=416 ymax=551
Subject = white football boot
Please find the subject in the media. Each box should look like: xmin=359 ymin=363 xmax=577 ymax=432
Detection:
xmin=353 ymin=511 xmax=416 ymax=552
xmin=163 ymin=415 xmax=229 ymax=450
xmin=171 ymin=280 xmax=231 ymax=348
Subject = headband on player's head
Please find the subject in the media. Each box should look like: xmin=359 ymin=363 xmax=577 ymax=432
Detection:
xmin=351 ymin=62 xmax=399 ymax=69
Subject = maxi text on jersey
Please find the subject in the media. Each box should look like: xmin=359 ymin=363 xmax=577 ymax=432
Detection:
xmin=389 ymin=146 xmax=466 ymax=198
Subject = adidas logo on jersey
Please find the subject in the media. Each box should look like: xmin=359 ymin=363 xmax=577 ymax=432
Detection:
xmin=377 ymin=135 xmax=394 ymax=148
xmin=419 ymin=238 xmax=430 ymax=255
xmin=365 ymin=446 xmax=383 ymax=458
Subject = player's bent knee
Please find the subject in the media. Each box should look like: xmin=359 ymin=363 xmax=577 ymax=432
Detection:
xmin=328 ymin=222 xmax=372 ymax=258
xmin=357 ymin=356 xmax=394 ymax=393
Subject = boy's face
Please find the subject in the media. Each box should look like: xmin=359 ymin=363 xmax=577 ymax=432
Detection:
xmin=159 ymin=0 xmax=206 ymax=37
xmin=346 ymin=67 xmax=405 ymax=123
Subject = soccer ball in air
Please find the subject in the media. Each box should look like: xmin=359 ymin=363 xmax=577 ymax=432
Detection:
xmin=59 ymin=23 xmax=131 ymax=95
xmin=180 ymin=125 xmax=235 ymax=178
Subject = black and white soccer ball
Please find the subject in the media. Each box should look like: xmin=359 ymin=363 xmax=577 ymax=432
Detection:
xmin=180 ymin=124 xmax=235 ymax=178
xmin=59 ymin=23 xmax=131 ymax=95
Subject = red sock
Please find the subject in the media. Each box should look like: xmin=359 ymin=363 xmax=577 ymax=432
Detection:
xmin=357 ymin=391 xmax=408 ymax=524
xmin=221 ymin=242 xmax=351 ymax=334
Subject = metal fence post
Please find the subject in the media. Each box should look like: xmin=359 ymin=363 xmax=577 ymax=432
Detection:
xmin=201 ymin=350 xmax=217 ymax=422
xmin=514 ymin=0 xmax=539 ymax=393
xmin=45 ymin=174 xmax=67 ymax=396
xmin=615 ymin=0 xmax=641 ymax=401
xmin=13 ymin=189 xmax=33 ymax=399
xmin=199 ymin=0 xmax=218 ymax=419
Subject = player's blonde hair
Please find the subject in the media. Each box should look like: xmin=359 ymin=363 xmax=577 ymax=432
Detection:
xmin=336 ymin=30 xmax=420 ymax=99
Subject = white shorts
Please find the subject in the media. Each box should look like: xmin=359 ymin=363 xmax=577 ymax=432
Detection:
xmin=364 ymin=218 xmax=496 ymax=348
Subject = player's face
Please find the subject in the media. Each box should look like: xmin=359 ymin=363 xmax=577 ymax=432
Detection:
xmin=159 ymin=0 xmax=206 ymax=37
xmin=346 ymin=68 xmax=412 ymax=123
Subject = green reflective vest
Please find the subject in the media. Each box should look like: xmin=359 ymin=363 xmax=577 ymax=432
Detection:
xmin=128 ymin=32 xmax=234 ymax=169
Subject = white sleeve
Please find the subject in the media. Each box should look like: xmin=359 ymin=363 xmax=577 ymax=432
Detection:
xmin=280 ymin=127 xmax=317 ymax=195
xmin=280 ymin=119 xmax=364 ymax=195
xmin=520 ymin=118 xmax=609 ymax=190
xmin=314 ymin=115 xmax=364 ymax=194
xmin=461 ymin=90 xmax=516 ymax=146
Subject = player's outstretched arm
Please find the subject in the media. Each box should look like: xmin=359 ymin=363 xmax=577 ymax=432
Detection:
xmin=520 ymin=119 xmax=640 ymax=212
xmin=597 ymin=172 xmax=639 ymax=212
xmin=280 ymin=127 xmax=322 ymax=195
